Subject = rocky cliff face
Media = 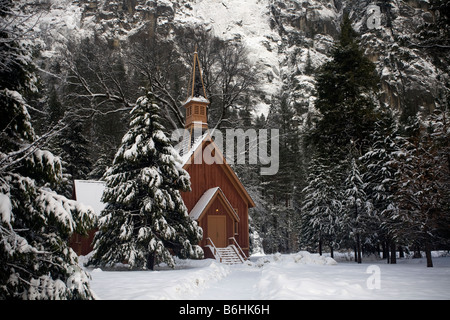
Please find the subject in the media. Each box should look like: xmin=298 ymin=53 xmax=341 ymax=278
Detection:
xmin=265 ymin=0 xmax=441 ymax=119
xmin=22 ymin=0 xmax=446 ymax=120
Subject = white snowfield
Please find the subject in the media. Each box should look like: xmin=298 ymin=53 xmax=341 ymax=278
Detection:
xmin=85 ymin=251 xmax=450 ymax=300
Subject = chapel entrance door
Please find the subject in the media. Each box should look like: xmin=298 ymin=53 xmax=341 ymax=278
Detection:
xmin=208 ymin=215 xmax=227 ymax=248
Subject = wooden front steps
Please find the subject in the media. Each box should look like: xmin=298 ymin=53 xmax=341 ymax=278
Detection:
xmin=206 ymin=237 xmax=247 ymax=265
xmin=216 ymin=246 xmax=245 ymax=265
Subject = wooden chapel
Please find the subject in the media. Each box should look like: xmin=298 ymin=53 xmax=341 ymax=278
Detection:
xmin=177 ymin=48 xmax=255 ymax=262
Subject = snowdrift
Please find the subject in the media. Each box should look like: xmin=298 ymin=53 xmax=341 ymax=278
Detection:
xmin=253 ymin=251 xmax=338 ymax=267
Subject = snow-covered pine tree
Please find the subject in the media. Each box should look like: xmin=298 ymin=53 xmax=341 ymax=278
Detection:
xmin=310 ymin=14 xmax=379 ymax=161
xmin=360 ymin=108 xmax=404 ymax=262
xmin=300 ymin=156 xmax=342 ymax=257
xmin=51 ymin=119 xmax=92 ymax=198
xmin=89 ymin=93 xmax=203 ymax=270
xmin=0 ymin=0 xmax=96 ymax=299
xmin=342 ymin=152 xmax=370 ymax=264
xmin=303 ymin=14 xmax=382 ymax=260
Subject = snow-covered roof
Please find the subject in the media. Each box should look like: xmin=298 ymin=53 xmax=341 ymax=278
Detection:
xmin=189 ymin=187 xmax=239 ymax=222
xmin=73 ymin=180 xmax=106 ymax=216
xmin=189 ymin=187 xmax=219 ymax=220
xmin=175 ymin=131 xmax=210 ymax=167
xmin=183 ymin=96 xmax=210 ymax=105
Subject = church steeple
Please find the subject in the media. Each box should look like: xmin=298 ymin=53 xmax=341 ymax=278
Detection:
xmin=183 ymin=46 xmax=209 ymax=132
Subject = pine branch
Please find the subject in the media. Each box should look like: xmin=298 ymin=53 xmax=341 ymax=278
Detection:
xmin=407 ymin=41 xmax=450 ymax=49
xmin=0 ymin=120 xmax=67 ymax=173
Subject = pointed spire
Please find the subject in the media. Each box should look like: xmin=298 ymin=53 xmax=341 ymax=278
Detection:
xmin=183 ymin=46 xmax=210 ymax=133
xmin=189 ymin=45 xmax=208 ymax=100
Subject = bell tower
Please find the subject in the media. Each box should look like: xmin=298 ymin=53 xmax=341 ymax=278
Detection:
xmin=183 ymin=46 xmax=209 ymax=136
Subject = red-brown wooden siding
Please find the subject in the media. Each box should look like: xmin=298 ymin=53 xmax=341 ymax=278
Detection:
xmin=181 ymin=141 xmax=252 ymax=256
xmin=69 ymin=228 xmax=97 ymax=256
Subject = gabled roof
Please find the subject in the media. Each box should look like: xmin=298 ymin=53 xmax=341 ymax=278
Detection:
xmin=189 ymin=187 xmax=240 ymax=222
xmin=177 ymin=131 xmax=255 ymax=208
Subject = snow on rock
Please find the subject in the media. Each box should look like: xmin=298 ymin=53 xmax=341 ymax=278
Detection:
xmin=23 ymin=0 xmax=90 ymax=57
xmin=21 ymin=0 xmax=445 ymax=120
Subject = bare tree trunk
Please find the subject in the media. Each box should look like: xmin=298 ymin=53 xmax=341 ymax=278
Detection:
xmin=390 ymin=241 xmax=397 ymax=264
xmin=382 ymin=240 xmax=388 ymax=261
xmin=399 ymin=246 xmax=404 ymax=258
xmin=413 ymin=245 xmax=421 ymax=259
xmin=318 ymin=236 xmax=322 ymax=256
xmin=425 ymin=243 xmax=433 ymax=267
xmin=147 ymin=252 xmax=155 ymax=271
xmin=356 ymin=233 xmax=362 ymax=263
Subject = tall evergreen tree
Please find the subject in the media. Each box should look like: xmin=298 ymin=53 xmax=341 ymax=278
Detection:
xmin=304 ymin=15 xmax=381 ymax=261
xmin=0 ymin=0 xmax=96 ymax=299
xmin=342 ymin=154 xmax=369 ymax=264
xmin=89 ymin=93 xmax=203 ymax=270
xmin=360 ymin=107 xmax=404 ymax=263
xmin=55 ymin=119 xmax=92 ymax=197
xmin=266 ymin=95 xmax=301 ymax=206
xmin=301 ymin=156 xmax=343 ymax=257
xmin=309 ymin=14 xmax=380 ymax=160
xmin=58 ymin=120 xmax=92 ymax=181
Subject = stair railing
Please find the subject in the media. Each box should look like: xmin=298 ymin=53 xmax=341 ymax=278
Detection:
xmin=206 ymin=237 xmax=222 ymax=263
xmin=228 ymin=237 xmax=247 ymax=261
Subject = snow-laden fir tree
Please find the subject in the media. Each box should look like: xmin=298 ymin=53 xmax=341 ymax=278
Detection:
xmin=360 ymin=108 xmax=405 ymax=262
xmin=89 ymin=93 xmax=204 ymax=270
xmin=260 ymin=94 xmax=303 ymax=253
xmin=342 ymin=154 xmax=370 ymax=264
xmin=309 ymin=14 xmax=379 ymax=162
xmin=51 ymin=119 xmax=92 ymax=198
xmin=0 ymin=0 xmax=96 ymax=299
xmin=300 ymin=156 xmax=342 ymax=257
xmin=303 ymin=14 xmax=381 ymax=261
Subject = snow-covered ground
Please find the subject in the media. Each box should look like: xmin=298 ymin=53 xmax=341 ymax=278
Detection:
xmin=84 ymin=251 xmax=450 ymax=300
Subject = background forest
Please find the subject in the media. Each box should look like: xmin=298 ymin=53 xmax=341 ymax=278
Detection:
xmin=3 ymin=0 xmax=449 ymax=269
